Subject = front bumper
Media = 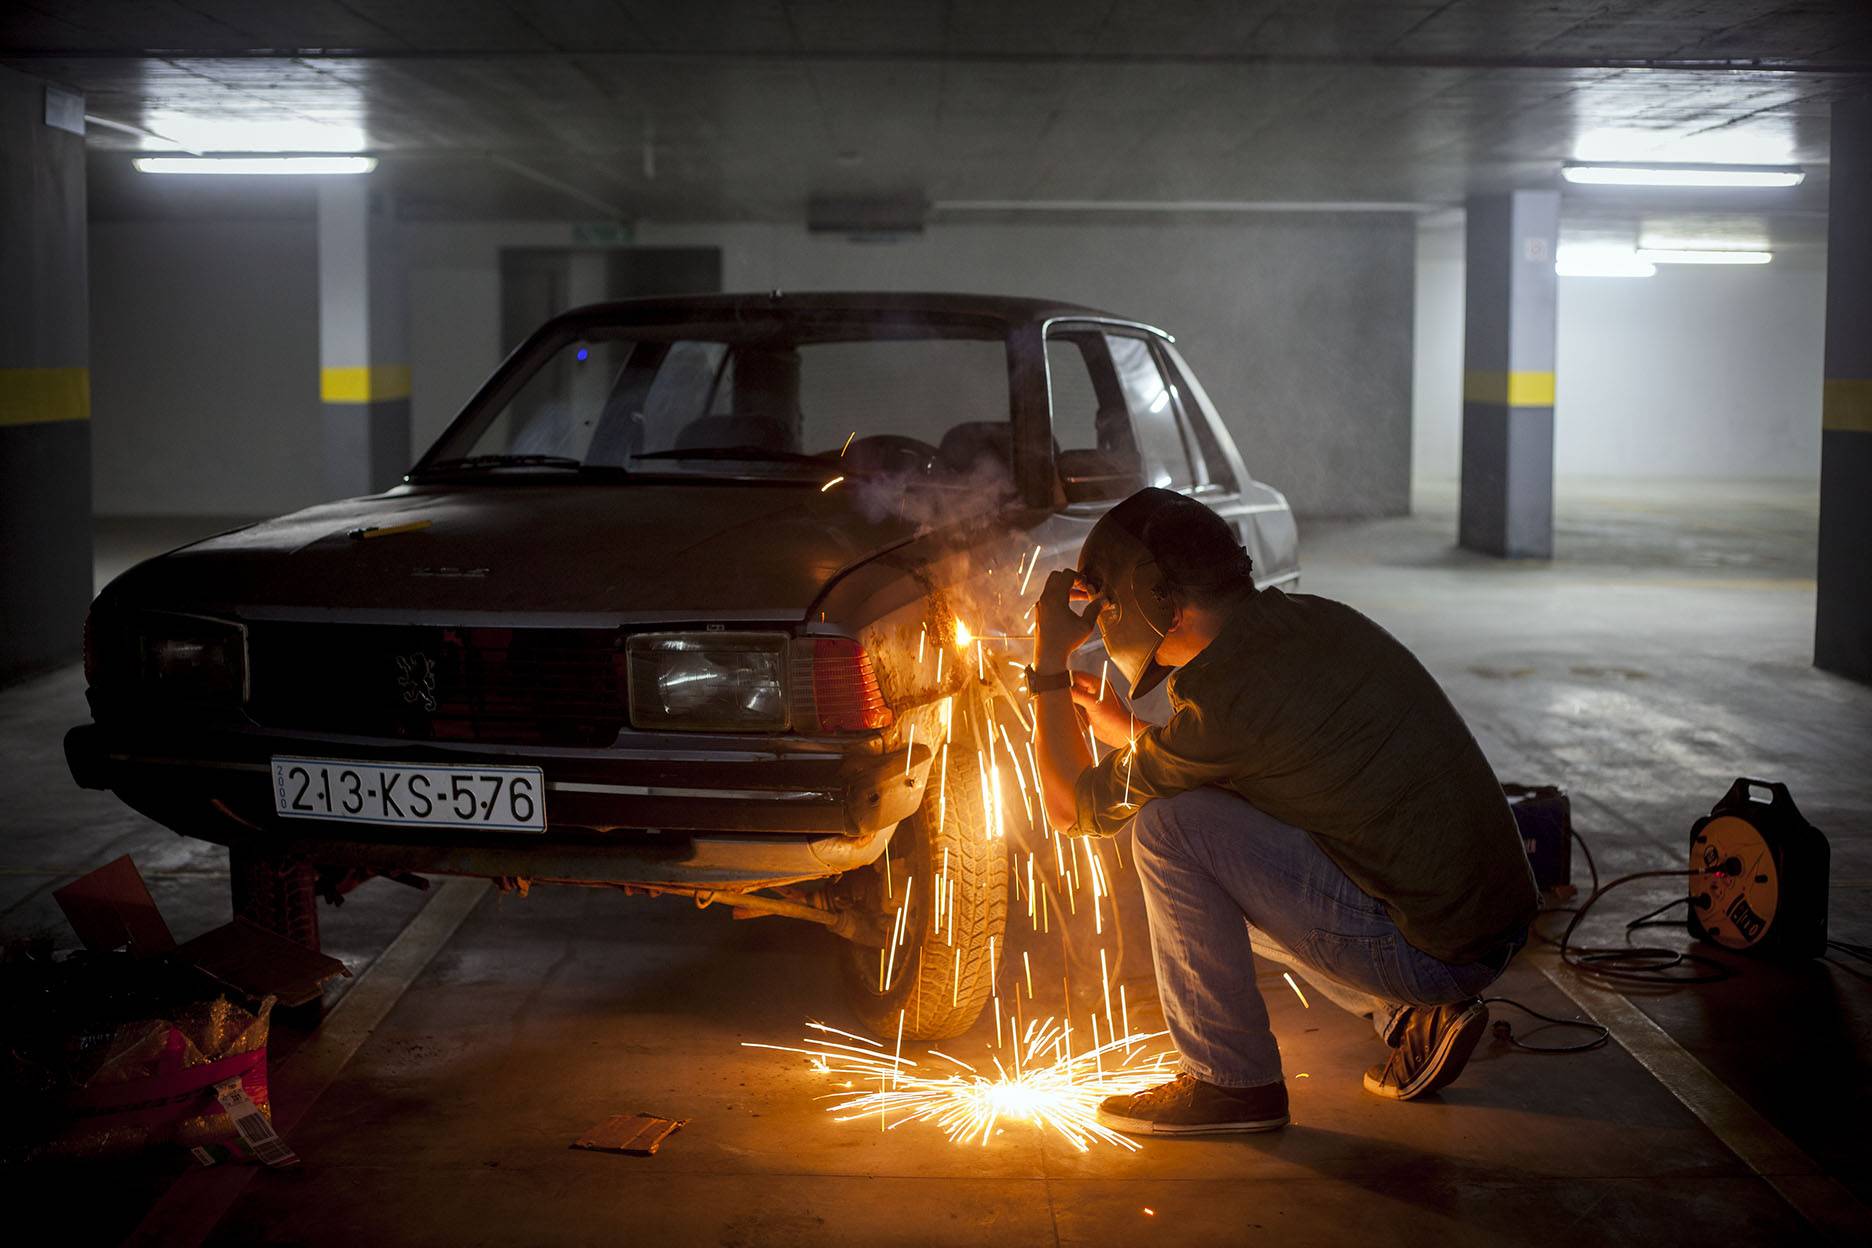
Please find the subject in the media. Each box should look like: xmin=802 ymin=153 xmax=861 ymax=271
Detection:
xmin=66 ymin=721 xmax=929 ymax=888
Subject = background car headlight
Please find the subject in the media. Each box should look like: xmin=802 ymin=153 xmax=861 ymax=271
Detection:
xmin=138 ymin=614 xmax=246 ymax=699
xmin=626 ymin=633 xmax=788 ymax=731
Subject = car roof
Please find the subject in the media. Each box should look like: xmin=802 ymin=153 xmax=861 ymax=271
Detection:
xmin=546 ymin=291 xmax=1170 ymax=338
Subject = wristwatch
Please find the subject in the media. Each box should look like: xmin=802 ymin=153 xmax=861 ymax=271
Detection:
xmin=1025 ymin=665 xmax=1073 ymax=696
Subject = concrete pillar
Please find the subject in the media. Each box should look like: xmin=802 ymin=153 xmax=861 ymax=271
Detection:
xmin=1458 ymin=190 xmax=1559 ymax=558
xmin=0 ymin=68 xmax=91 ymax=681
xmin=317 ymin=179 xmax=409 ymax=499
xmin=1816 ymin=96 xmax=1872 ymax=682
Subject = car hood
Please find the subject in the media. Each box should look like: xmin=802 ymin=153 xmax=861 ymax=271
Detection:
xmin=110 ymin=480 xmax=923 ymax=622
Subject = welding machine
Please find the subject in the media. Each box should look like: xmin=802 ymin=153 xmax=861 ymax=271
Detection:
xmin=1688 ymin=778 xmax=1829 ymax=959
xmin=1505 ymin=783 xmax=1571 ymax=890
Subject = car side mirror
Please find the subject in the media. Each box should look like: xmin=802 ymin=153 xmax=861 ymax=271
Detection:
xmin=1057 ymin=448 xmax=1144 ymax=504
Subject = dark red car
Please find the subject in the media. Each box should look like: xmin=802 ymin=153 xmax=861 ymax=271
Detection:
xmin=67 ymin=292 xmax=1298 ymax=1038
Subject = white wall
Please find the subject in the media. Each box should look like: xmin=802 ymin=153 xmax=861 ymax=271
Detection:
xmin=1411 ymin=222 xmax=1465 ymax=489
xmin=1552 ymin=262 xmax=1824 ymax=479
xmin=409 ymin=217 xmax=1419 ymax=517
xmin=406 ymin=221 xmax=579 ymax=453
xmin=90 ymin=220 xmax=324 ymax=516
xmin=1412 ymin=222 xmax=1826 ymax=487
xmin=92 ymin=214 xmax=1418 ymax=518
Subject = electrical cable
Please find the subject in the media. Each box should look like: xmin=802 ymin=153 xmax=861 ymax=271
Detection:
xmin=1483 ymin=829 xmax=1735 ymax=1054
xmin=1572 ymin=827 xmax=1600 ymax=895
xmin=1623 ymin=895 xmax=1693 ymax=930
xmin=1557 ymin=867 xmax=1735 ymax=984
xmin=1481 ymin=995 xmax=1608 ymax=1053
xmin=1524 ymin=826 xmax=1734 ymax=986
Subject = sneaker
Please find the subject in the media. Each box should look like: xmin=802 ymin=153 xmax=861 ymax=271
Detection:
xmin=1096 ymin=1073 xmax=1289 ymax=1136
xmin=1362 ymin=999 xmax=1489 ymax=1101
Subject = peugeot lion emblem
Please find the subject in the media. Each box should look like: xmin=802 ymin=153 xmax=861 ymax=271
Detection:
xmin=395 ymin=652 xmax=438 ymax=712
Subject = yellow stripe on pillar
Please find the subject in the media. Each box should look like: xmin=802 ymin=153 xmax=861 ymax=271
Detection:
xmin=0 ymin=367 xmax=90 ymax=427
xmin=1462 ymin=370 xmax=1556 ymax=407
xmin=321 ymin=365 xmax=412 ymax=403
xmin=1822 ymin=379 xmax=1872 ymax=433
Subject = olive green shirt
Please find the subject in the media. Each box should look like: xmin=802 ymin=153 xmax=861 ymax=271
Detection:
xmin=1071 ymin=587 xmax=1538 ymax=964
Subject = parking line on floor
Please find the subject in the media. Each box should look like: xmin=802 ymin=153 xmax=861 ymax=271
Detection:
xmin=128 ymin=877 xmax=491 ymax=1247
xmin=1536 ymin=957 xmax=1872 ymax=1246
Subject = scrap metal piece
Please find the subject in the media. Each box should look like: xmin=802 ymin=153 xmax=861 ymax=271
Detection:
xmin=572 ymin=1113 xmax=687 ymax=1156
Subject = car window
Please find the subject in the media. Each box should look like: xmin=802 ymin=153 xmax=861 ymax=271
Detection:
xmin=496 ymin=337 xmax=635 ymax=460
xmin=1045 ymin=333 xmax=1136 ymax=458
xmin=796 ymin=340 xmax=1009 ymax=453
xmin=1172 ymin=383 xmax=1214 ymax=488
xmin=1159 ymin=343 xmax=1238 ymax=492
xmin=1103 ymin=333 xmax=1195 ymax=489
xmin=1046 ymin=338 xmax=1100 ymax=452
xmin=426 ymin=329 xmax=1014 ymax=483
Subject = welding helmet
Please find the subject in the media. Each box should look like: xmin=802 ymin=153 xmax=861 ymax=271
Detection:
xmin=1078 ymin=488 xmax=1253 ymax=699
xmin=1077 ymin=490 xmax=1182 ymax=699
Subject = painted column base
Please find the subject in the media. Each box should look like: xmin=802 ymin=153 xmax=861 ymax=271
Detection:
xmin=1815 ymin=428 xmax=1872 ymax=681
xmin=1459 ymin=401 xmax=1554 ymax=559
xmin=1 ymin=420 xmax=93 ymax=678
xmin=321 ymin=398 xmax=412 ymax=500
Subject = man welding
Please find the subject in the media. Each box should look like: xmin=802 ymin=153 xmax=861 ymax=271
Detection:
xmin=1028 ymin=488 xmax=1538 ymax=1135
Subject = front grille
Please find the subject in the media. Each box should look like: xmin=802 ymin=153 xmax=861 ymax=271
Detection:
xmin=247 ymin=624 xmax=626 ymax=746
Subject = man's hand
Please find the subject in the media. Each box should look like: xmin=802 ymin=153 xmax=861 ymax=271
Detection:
xmin=1034 ymin=568 xmax=1100 ymax=671
xmin=1071 ymin=671 xmax=1135 ymax=748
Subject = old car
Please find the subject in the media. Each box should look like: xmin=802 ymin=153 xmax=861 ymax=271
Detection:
xmin=66 ymin=292 xmax=1298 ymax=1039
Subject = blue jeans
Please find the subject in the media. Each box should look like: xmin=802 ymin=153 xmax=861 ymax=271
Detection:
xmin=1130 ymin=787 xmax=1516 ymax=1088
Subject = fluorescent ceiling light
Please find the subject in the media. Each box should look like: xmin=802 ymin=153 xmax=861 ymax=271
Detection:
xmin=1574 ymin=126 xmax=1796 ymax=166
xmin=1562 ymin=163 xmax=1803 ymax=188
xmin=143 ymin=113 xmax=367 ymax=153
xmin=1554 ymin=246 xmax=1656 ymax=278
xmin=1636 ymin=248 xmax=1773 ymax=265
xmin=134 ymin=155 xmax=377 ymax=176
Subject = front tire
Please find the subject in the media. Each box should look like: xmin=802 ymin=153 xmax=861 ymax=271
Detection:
xmin=839 ymin=733 xmax=1009 ymax=1041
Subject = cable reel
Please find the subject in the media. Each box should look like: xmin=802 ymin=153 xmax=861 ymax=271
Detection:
xmin=1688 ymin=778 xmax=1829 ymax=959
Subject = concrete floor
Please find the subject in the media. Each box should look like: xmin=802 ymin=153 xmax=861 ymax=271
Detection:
xmin=3 ymin=485 xmax=1867 ymax=1246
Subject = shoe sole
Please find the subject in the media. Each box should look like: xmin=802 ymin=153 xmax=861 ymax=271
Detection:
xmin=1094 ymin=1109 xmax=1290 ymax=1136
xmin=1364 ymin=1002 xmax=1488 ymax=1101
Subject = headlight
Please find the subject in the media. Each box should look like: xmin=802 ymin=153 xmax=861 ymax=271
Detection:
xmin=138 ymin=614 xmax=246 ymax=700
xmin=626 ymin=633 xmax=788 ymax=731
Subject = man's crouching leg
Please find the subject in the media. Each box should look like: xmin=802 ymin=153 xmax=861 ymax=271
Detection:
xmin=1095 ymin=790 xmax=1289 ymax=1136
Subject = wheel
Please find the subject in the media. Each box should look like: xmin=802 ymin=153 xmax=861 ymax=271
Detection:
xmin=839 ymin=726 xmax=1009 ymax=1041
xmin=229 ymin=845 xmax=322 ymax=950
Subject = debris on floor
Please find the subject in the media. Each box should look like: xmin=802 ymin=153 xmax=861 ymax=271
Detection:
xmin=52 ymin=855 xmax=350 ymax=1007
xmin=0 ymin=855 xmax=345 ymax=1165
xmin=571 ymin=1113 xmax=688 ymax=1156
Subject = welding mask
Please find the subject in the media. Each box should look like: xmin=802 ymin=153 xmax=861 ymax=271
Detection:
xmin=1077 ymin=490 xmax=1181 ymax=699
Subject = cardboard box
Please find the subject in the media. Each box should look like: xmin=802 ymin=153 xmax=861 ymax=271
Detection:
xmin=1 ymin=856 xmax=347 ymax=1163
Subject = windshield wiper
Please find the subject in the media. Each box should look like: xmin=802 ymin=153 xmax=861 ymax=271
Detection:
xmin=631 ymin=445 xmax=830 ymax=465
xmin=414 ymin=453 xmax=586 ymax=476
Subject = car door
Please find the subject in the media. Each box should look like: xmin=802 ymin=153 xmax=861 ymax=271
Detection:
xmin=1013 ymin=322 xmax=1137 ymax=624
xmin=1152 ymin=338 xmax=1299 ymax=593
xmin=1006 ymin=321 xmax=1298 ymax=706
xmin=1010 ymin=323 xmax=1180 ymax=703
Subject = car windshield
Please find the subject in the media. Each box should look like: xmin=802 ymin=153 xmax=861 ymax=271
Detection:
xmin=418 ymin=324 xmax=1016 ymax=485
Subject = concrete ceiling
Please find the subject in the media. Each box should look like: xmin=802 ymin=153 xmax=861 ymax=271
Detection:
xmin=6 ymin=1 xmax=1869 ymax=248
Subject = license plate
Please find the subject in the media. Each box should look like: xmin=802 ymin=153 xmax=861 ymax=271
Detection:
xmin=269 ymin=756 xmax=546 ymax=833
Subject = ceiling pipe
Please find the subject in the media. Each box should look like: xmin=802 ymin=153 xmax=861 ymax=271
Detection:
xmin=485 ymin=152 xmax=630 ymax=221
xmin=13 ymin=49 xmax=1871 ymax=74
xmin=933 ymin=199 xmax=1440 ymax=215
